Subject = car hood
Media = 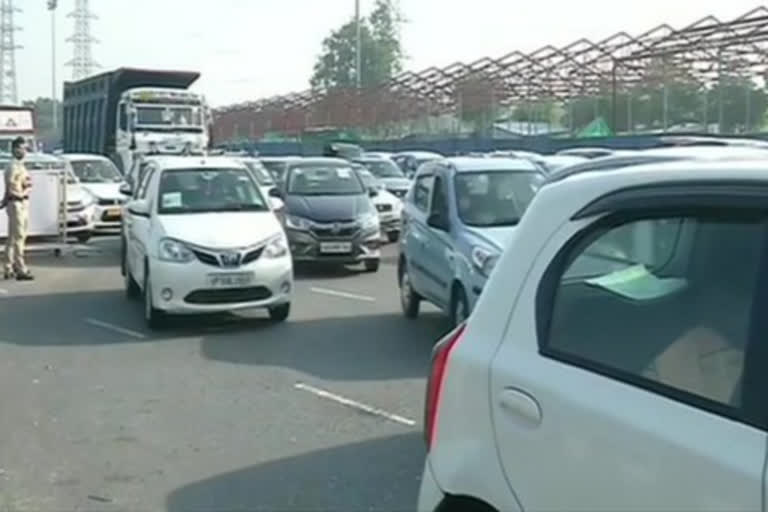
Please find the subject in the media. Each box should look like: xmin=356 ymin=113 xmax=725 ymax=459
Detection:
xmin=380 ymin=177 xmax=411 ymax=190
xmin=82 ymin=182 xmax=123 ymax=200
xmin=158 ymin=212 xmax=282 ymax=249
xmin=284 ymin=194 xmax=373 ymax=222
xmin=464 ymin=225 xmax=518 ymax=252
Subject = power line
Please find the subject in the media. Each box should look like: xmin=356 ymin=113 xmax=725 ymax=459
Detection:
xmin=0 ymin=0 xmax=21 ymax=105
xmin=66 ymin=0 xmax=99 ymax=81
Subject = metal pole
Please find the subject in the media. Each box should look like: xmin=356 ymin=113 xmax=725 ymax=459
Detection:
xmin=355 ymin=0 xmax=361 ymax=89
xmin=51 ymin=6 xmax=57 ymax=131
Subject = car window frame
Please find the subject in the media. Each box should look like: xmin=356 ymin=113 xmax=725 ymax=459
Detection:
xmin=411 ymin=166 xmax=435 ymax=213
xmin=535 ymin=200 xmax=768 ymax=431
xmin=430 ymin=170 xmax=450 ymax=219
xmin=135 ymin=165 xmax=156 ymax=200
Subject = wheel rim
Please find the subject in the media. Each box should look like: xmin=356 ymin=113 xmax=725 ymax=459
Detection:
xmin=144 ymin=278 xmax=152 ymax=320
xmin=400 ymin=271 xmax=412 ymax=309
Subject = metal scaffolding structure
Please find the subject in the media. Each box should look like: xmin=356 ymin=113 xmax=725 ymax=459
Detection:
xmin=215 ymin=6 xmax=768 ymax=141
xmin=0 ymin=0 xmax=20 ymax=105
xmin=66 ymin=0 xmax=99 ymax=81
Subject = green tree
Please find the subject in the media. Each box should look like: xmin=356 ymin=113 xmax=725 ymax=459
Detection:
xmin=310 ymin=0 xmax=404 ymax=90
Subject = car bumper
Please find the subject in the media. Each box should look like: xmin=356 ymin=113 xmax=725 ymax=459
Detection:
xmin=287 ymin=228 xmax=381 ymax=263
xmin=94 ymin=204 xmax=123 ymax=231
xmin=417 ymin=458 xmax=444 ymax=512
xmin=148 ymin=255 xmax=293 ymax=314
xmin=66 ymin=206 xmax=96 ymax=234
xmin=378 ymin=213 xmax=401 ymax=233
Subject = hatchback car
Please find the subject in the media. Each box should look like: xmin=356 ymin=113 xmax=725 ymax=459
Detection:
xmin=271 ymin=158 xmax=381 ymax=272
xmin=353 ymin=156 xmax=411 ymax=198
xmin=355 ymin=166 xmax=403 ymax=243
xmin=392 ymin=151 xmax=443 ymax=179
xmin=61 ymin=153 xmax=126 ymax=232
xmin=120 ymin=156 xmax=292 ymax=328
xmin=398 ymin=157 xmax=545 ymax=326
xmin=418 ymin=152 xmax=768 ymax=512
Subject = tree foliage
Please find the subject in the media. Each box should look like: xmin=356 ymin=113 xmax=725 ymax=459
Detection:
xmin=310 ymin=0 xmax=404 ymax=90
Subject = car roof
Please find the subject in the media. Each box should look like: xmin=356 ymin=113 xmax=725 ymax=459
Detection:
xmin=443 ymin=156 xmax=542 ymax=173
xmin=142 ymin=155 xmax=247 ymax=170
xmin=60 ymin=153 xmax=111 ymax=162
xmin=353 ymin=156 xmax=397 ymax=163
xmin=545 ymin=145 xmax=768 ymax=184
xmin=287 ymin=157 xmax=350 ymax=167
xmin=259 ymin=156 xmax=302 ymax=161
xmin=395 ymin=151 xmax=442 ymax=158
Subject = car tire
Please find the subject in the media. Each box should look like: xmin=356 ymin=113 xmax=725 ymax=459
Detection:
xmin=387 ymin=231 xmax=400 ymax=243
xmin=364 ymin=259 xmax=380 ymax=272
xmin=143 ymin=266 xmax=164 ymax=329
xmin=123 ymin=247 xmax=140 ymax=299
xmin=399 ymin=262 xmax=421 ymax=318
xmin=450 ymin=284 xmax=470 ymax=328
xmin=76 ymin=232 xmax=92 ymax=244
xmin=268 ymin=303 xmax=290 ymax=322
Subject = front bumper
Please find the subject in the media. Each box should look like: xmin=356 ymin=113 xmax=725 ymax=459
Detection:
xmin=378 ymin=213 xmax=401 ymax=233
xmin=148 ymin=253 xmax=293 ymax=314
xmin=287 ymin=227 xmax=381 ymax=263
xmin=66 ymin=205 xmax=96 ymax=234
xmin=93 ymin=204 xmax=123 ymax=231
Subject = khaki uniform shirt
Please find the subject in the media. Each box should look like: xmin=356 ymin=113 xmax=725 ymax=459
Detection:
xmin=5 ymin=159 xmax=28 ymax=199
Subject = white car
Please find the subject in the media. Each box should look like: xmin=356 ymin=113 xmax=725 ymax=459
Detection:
xmin=61 ymin=153 xmax=126 ymax=232
xmin=120 ymin=156 xmax=292 ymax=328
xmin=0 ymin=153 xmax=96 ymax=243
xmin=418 ymin=146 xmax=768 ymax=512
xmin=234 ymin=156 xmax=285 ymax=212
xmin=355 ymin=167 xmax=402 ymax=242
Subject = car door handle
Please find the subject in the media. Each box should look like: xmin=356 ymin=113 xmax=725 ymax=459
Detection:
xmin=498 ymin=388 xmax=542 ymax=427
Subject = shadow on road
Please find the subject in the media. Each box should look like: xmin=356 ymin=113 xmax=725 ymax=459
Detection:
xmin=165 ymin=432 xmax=423 ymax=512
xmin=200 ymin=311 xmax=448 ymax=381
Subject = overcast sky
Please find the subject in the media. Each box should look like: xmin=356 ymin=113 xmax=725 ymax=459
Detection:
xmin=14 ymin=0 xmax=766 ymax=107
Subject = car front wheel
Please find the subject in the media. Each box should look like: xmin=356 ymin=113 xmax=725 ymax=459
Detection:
xmin=268 ymin=303 xmax=290 ymax=322
xmin=399 ymin=263 xmax=421 ymax=318
xmin=144 ymin=267 xmax=164 ymax=329
xmin=364 ymin=259 xmax=380 ymax=272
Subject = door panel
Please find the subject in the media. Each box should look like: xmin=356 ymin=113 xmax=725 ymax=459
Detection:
xmin=421 ymin=228 xmax=453 ymax=307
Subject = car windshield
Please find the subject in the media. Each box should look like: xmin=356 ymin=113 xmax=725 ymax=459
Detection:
xmin=70 ymin=159 xmax=122 ymax=183
xmin=157 ymin=167 xmax=269 ymax=214
xmin=287 ymin=164 xmax=365 ymax=196
xmin=241 ymin=160 xmax=275 ymax=186
xmin=356 ymin=168 xmax=380 ymax=189
xmin=454 ymin=171 xmax=545 ymax=227
xmin=358 ymin=159 xmax=404 ymax=178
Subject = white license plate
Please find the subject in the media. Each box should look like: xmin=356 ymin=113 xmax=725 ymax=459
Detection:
xmin=106 ymin=207 xmax=121 ymax=217
xmin=320 ymin=242 xmax=353 ymax=254
xmin=207 ymin=272 xmax=254 ymax=288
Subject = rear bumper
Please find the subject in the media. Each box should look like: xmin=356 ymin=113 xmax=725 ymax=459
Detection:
xmin=417 ymin=457 xmax=444 ymax=512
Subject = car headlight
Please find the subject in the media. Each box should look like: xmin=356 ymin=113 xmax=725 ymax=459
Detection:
xmin=471 ymin=246 xmax=500 ymax=278
xmin=285 ymin=214 xmax=311 ymax=231
xmin=264 ymin=234 xmax=288 ymax=259
xmin=360 ymin=212 xmax=380 ymax=231
xmin=158 ymin=238 xmax=195 ymax=263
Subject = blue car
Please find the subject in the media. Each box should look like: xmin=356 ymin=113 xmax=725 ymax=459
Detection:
xmin=397 ymin=157 xmax=546 ymax=326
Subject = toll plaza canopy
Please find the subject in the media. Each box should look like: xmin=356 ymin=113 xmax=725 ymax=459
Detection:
xmin=214 ymin=6 xmax=768 ymax=138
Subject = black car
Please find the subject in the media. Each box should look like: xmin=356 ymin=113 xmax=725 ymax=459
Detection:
xmin=270 ymin=158 xmax=381 ymax=272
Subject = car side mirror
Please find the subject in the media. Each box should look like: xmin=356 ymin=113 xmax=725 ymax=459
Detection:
xmin=427 ymin=211 xmax=450 ymax=231
xmin=368 ymin=187 xmax=378 ymax=197
xmin=268 ymin=187 xmax=282 ymax=198
xmin=119 ymin=182 xmax=132 ymax=196
xmin=128 ymin=199 xmax=150 ymax=217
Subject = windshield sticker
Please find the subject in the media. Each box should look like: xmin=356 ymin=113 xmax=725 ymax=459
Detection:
xmin=161 ymin=192 xmax=182 ymax=208
xmin=337 ymin=168 xmax=352 ymax=179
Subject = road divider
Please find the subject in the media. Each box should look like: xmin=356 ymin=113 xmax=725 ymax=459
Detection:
xmin=309 ymin=287 xmax=375 ymax=302
xmin=294 ymin=382 xmax=416 ymax=427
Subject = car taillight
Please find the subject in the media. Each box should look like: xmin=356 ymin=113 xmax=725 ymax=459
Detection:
xmin=424 ymin=322 xmax=466 ymax=450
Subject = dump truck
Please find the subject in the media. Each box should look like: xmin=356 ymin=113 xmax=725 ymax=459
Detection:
xmin=62 ymin=67 xmax=211 ymax=173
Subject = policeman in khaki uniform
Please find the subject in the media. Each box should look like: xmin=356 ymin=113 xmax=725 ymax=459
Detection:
xmin=1 ymin=137 xmax=33 ymax=280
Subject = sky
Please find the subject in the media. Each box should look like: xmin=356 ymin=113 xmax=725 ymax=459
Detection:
xmin=14 ymin=0 xmax=767 ymax=107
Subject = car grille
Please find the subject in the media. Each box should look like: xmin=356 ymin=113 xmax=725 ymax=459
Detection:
xmin=192 ymin=247 xmax=265 ymax=267
xmin=310 ymin=222 xmax=360 ymax=238
xmin=376 ymin=204 xmax=393 ymax=213
xmin=184 ymin=286 xmax=272 ymax=304
xmin=98 ymin=198 xmax=122 ymax=206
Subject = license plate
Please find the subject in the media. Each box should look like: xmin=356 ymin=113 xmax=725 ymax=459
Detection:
xmin=320 ymin=242 xmax=352 ymax=254
xmin=207 ymin=272 xmax=254 ymax=288
xmin=107 ymin=207 xmax=121 ymax=217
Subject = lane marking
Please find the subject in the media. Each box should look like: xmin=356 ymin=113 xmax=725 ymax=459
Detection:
xmin=309 ymin=287 xmax=375 ymax=302
xmin=84 ymin=318 xmax=146 ymax=339
xmin=294 ymin=382 xmax=416 ymax=427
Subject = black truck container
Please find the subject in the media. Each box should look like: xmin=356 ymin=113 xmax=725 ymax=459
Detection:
xmin=62 ymin=67 xmax=200 ymax=157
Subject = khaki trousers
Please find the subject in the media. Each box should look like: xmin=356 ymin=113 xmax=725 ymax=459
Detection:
xmin=5 ymin=200 xmax=28 ymax=274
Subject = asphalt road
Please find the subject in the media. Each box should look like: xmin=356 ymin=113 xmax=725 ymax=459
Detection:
xmin=0 ymin=237 xmax=452 ymax=512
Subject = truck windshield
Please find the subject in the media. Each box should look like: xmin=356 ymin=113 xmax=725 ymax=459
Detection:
xmin=70 ymin=159 xmax=122 ymax=183
xmin=157 ymin=168 xmax=269 ymax=214
xmin=135 ymin=105 xmax=202 ymax=131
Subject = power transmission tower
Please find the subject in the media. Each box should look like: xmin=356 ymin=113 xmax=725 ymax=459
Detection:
xmin=0 ymin=0 xmax=21 ymax=105
xmin=66 ymin=0 xmax=99 ymax=80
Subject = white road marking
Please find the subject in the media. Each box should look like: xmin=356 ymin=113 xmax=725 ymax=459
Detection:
xmin=309 ymin=287 xmax=375 ymax=302
xmin=84 ymin=318 xmax=146 ymax=339
xmin=294 ymin=382 xmax=416 ymax=427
